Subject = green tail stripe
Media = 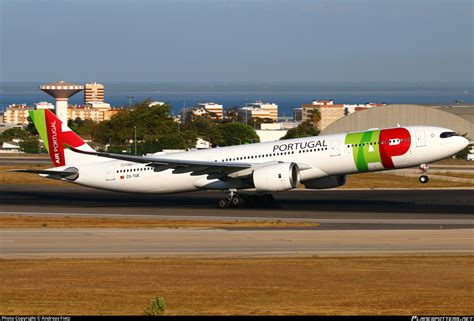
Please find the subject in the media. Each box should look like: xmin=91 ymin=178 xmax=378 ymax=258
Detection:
xmin=29 ymin=110 xmax=49 ymax=152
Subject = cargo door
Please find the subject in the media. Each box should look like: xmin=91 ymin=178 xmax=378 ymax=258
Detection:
xmin=416 ymin=130 xmax=426 ymax=147
xmin=106 ymin=165 xmax=115 ymax=181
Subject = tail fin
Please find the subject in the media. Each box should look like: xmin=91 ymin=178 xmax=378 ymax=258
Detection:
xmin=29 ymin=109 xmax=96 ymax=167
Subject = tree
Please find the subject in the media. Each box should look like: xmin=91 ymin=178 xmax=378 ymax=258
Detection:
xmin=68 ymin=118 xmax=96 ymax=137
xmin=19 ymin=136 xmax=40 ymax=153
xmin=223 ymin=107 xmax=241 ymax=123
xmin=309 ymin=108 xmax=321 ymax=128
xmin=1 ymin=127 xmax=28 ymax=141
xmin=280 ymin=121 xmax=320 ymax=140
xmin=217 ymin=123 xmax=259 ymax=146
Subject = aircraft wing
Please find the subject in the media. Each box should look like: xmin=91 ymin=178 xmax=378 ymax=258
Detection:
xmin=69 ymin=147 xmax=254 ymax=178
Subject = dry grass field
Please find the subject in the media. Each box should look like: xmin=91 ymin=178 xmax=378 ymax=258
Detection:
xmin=0 ymin=214 xmax=319 ymax=229
xmin=1 ymin=256 xmax=472 ymax=315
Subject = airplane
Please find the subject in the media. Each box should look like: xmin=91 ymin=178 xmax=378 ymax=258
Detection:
xmin=11 ymin=109 xmax=469 ymax=208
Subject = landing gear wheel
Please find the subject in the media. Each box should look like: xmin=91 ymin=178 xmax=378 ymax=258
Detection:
xmin=231 ymin=195 xmax=245 ymax=207
xmin=419 ymin=175 xmax=429 ymax=184
xmin=218 ymin=198 xmax=230 ymax=208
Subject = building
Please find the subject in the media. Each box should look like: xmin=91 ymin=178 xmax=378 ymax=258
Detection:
xmin=238 ymin=106 xmax=273 ymax=122
xmin=292 ymin=108 xmax=303 ymax=122
xmin=195 ymin=102 xmax=223 ymax=119
xmin=1 ymin=141 xmax=22 ymax=153
xmin=86 ymin=101 xmax=111 ymax=109
xmin=35 ymin=101 xmax=55 ymax=110
xmin=301 ymin=103 xmax=345 ymax=131
xmin=321 ymin=104 xmax=474 ymax=146
xmin=149 ymin=101 xmax=165 ymax=107
xmin=84 ymin=82 xmax=105 ymax=104
xmin=312 ymin=100 xmax=334 ymax=106
xmin=245 ymin=101 xmax=278 ymax=121
xmin=68 ymin=105 xmax=121 ymax=122
xmin=3 ymin=104 xmax=33 ymax=125
xmin=256 ymin=129 xmax=287 ymax=142
xmin=343 ymin=103 xmax=386 ymax=115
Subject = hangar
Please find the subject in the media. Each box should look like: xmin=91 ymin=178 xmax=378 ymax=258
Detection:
xmin=321 ymin=104 xmax=474 ymax=141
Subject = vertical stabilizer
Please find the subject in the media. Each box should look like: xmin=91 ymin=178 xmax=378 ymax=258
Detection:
xmin=29 ymin=109 xmax=97 ymax=166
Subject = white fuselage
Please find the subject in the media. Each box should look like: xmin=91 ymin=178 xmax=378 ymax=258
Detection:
xmin=54 ymin=126 xmax=468 ymax=193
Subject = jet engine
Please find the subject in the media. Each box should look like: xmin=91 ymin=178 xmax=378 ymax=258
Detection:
xmin=303 ymin=175 xmax=346 ymax=189
xmin=253 ymin=162 xmax=300 ymax=192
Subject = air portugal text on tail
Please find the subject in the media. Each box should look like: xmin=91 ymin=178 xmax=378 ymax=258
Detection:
xmin=12 ymin=110 xmax=469 ymax=208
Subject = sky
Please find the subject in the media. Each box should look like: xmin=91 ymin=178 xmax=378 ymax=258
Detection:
xmin=0 ymin=0 xmax=472 ymax=83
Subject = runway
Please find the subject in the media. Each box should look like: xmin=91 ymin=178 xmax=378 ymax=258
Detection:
xmin=0 ymin=184 xmax=473 ymax=229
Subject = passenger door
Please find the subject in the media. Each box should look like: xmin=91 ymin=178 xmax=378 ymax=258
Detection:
xmin=415 ymin=130 xmax=426 ymax=147
xmin=330 ymin=140 xmax=340 ymax=156
xmin=106 ymin=165 xmax=115 ymax=181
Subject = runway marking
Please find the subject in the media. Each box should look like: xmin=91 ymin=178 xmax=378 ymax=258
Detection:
xmin=0 ymin=211 xmax=472 ymax=225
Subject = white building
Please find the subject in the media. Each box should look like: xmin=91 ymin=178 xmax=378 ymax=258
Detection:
xmin=149 ymin=101 xmax=165 ymax=107
xmin=1 ymin=141 xmax=22 ymax=153
xmin=35 ymin=101 xmax=55 ymax=110
xmin=195 ymin=102 xmax=223 ymax=119
xmin=84 ymin=82 xmax=105 ymax=104
xmin=3 ymin=104 xmax=32 ymax=125
xmin=343 ymin=103 xmax=386 ymax=115
xmin=86 ymin=101 xmax=111 ymax=109
xmin=244 ymin=101 xmax=278 ymax=121
xmin=239 ymin=106 xmax=273 ymax=122
xmin=195 ymin=137 xmax=211 ymax=149
xmin=312 ymin=100 xmax=334 ymax=106
xmin=256 ymin=129 xmax=287 ymax=142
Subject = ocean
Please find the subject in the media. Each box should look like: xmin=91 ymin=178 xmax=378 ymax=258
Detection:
xmin=1 ymin=82 xmax=472 ymax=117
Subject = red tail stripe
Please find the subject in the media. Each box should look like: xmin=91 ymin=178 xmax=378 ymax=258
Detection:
xmin=45 ymin=111 xmax=66 ymax=167
xmin=62 ymin=130 xmax=86 ymax=148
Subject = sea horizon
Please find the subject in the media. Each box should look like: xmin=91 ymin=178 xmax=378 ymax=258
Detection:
xmin=1 ymin=81 xmax=472 ymax=117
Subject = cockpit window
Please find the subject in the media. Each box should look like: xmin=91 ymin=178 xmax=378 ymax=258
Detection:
xmin=440 ymin=132 xmax=459 ymax=138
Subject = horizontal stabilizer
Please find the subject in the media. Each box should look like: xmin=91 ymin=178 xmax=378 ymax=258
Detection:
xmin=6 ymin=169 xmax=78 ymax=177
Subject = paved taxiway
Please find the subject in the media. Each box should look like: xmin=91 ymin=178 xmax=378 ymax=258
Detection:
xmin=2 ymin=228 xmax=472 ymax=258
xmin=1 ymin=184 xmax=472 ymax=258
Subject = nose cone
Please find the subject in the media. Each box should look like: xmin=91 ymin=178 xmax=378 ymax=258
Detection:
xmin=456 ymin=136 xmax=470 ymax=152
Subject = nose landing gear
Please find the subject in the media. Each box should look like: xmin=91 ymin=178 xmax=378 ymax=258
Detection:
xmin=418 ymin=164 xmax=429 ymax=184
xmin=217 ymin=190 xmax=274 ymax=208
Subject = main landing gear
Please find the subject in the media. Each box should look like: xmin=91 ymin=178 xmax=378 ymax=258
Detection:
xmin=218 ymin=190 xmax=274 ymax=208
xmin=418 ymin=163 xmax=429 ymax=184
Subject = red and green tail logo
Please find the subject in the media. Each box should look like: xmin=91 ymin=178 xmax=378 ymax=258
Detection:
xmin=29 ymin=110 xmax=86 ymax=167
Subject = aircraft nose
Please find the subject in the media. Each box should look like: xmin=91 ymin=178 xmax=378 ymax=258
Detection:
xmin=460 ymin=136 xmax=470 ymax=149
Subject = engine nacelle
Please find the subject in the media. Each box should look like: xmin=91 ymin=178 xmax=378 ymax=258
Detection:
xmin=303 ymin=175 xmax=346 ymax=189
xmin=253 ymin=162 xmax=300 ymax=192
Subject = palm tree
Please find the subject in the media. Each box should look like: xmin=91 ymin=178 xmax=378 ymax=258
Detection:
xmin=309 ymin=108 xmax=321 ymax=128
